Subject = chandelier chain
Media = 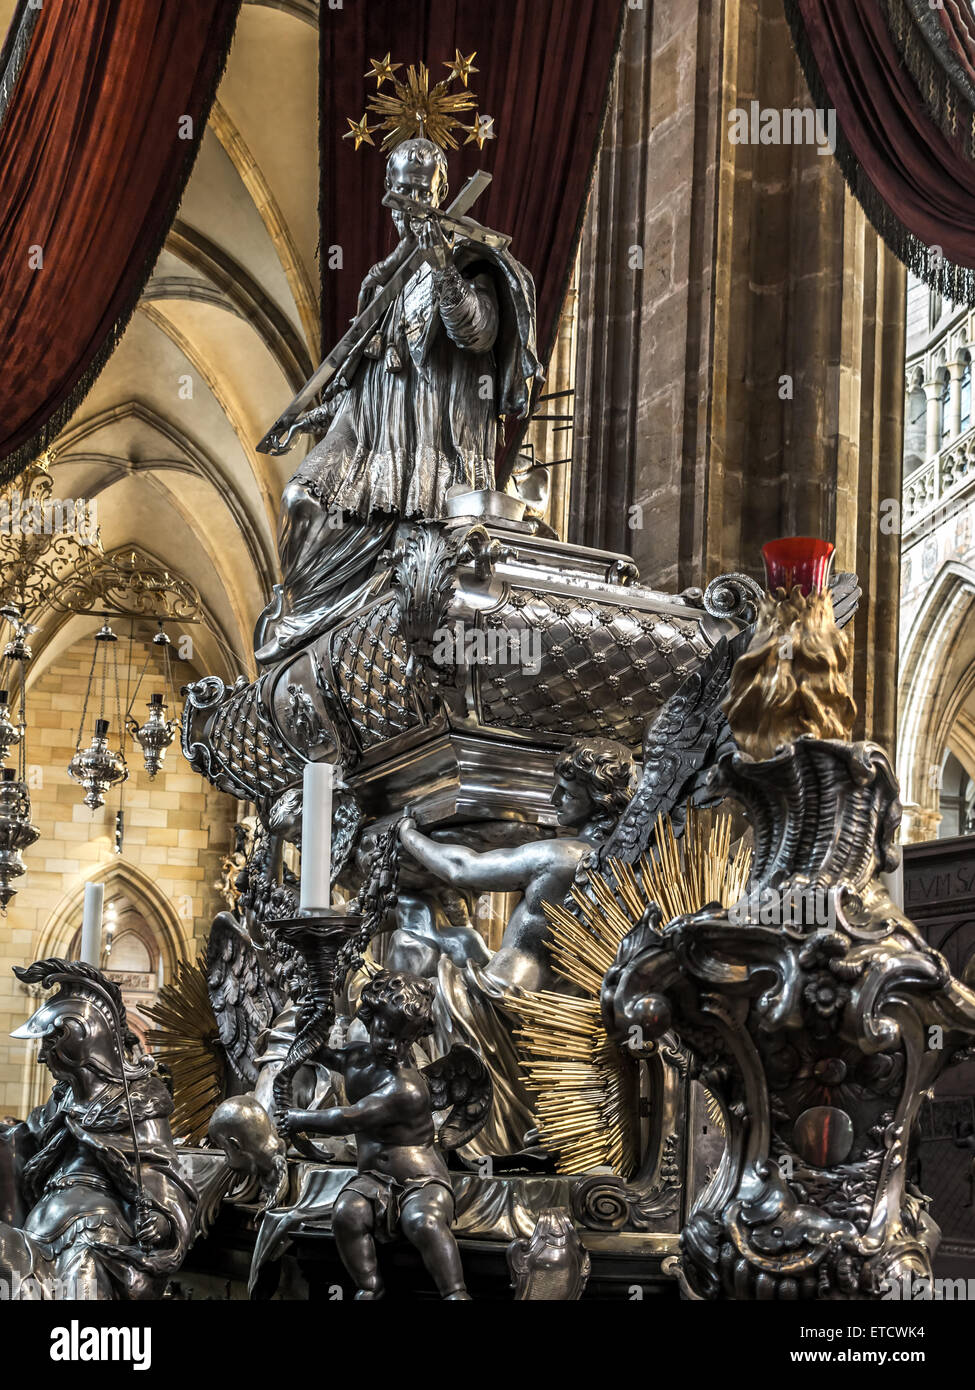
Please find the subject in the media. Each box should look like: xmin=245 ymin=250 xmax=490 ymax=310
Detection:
xmin=75 ymin=633 xmax=100 ymax=752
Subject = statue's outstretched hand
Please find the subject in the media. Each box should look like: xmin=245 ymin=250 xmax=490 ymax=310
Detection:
xmin=267 ymin=405 xmax=330 ymax=454
xmin=265 ymin=420 xmax=301 ymax=455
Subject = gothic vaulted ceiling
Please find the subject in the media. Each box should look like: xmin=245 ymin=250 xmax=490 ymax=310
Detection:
xmin=0 ymin=0 xmax=320 ymax=687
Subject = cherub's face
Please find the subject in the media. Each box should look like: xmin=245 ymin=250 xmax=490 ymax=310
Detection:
xmin=368 ymin=1003 xmax=413 ymax=1062
xmin=552 ymin=774 xmax=596 ymax=829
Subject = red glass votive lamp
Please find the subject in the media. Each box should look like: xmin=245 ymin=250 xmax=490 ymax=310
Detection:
xmin=761 ymin=537 xmax=835 ymax=596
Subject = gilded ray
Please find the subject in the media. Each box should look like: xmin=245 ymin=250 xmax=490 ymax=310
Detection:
xmin=510 ymin=807 xmax=749 ymax=1175
xmin=145 ymin=956 xmax=225 ymax=1146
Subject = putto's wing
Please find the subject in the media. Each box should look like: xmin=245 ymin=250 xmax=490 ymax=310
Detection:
xmin=600 ymin=570 xmax=859 ymax=868
xmin=829 ymin=571 xmax=861 ymax=630
xmin=205 ymin=911 xmax=278 ymax=1088
xmin=599 ymin=636 xmax=743 ymax=863
xmin=422 ymin=1044 xmax=493 ymax=1151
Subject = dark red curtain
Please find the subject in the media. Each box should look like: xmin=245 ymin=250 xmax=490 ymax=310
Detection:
xmin=319 ymin=0 xmax=625 ymax=464
xmin=0 ymin=0 xmax=240 ymax=485
xmin=785 ymin=0 xmax=975 ymax=302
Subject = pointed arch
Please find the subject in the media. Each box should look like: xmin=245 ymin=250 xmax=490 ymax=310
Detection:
xmin=32 ymin=860 xmax=191 ymax=976
xmin=898 ymin=560 xmax=975 ymax=832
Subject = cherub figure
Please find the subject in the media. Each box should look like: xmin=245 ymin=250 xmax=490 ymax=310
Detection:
xmin=400 ymin=736 xmax=636 ymax=992
xmin=278 ymin=970 xmax=490 ymax=1300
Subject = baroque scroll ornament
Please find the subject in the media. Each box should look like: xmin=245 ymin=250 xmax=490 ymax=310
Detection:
xmin=601 ymin=539 xmax=975 ymax=1299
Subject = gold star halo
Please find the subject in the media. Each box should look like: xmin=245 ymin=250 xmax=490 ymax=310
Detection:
xmin=347 ymin=55 xmax=491 ymax=152
xmin=343 ymin=113 xmax=377 ymax=149
xmin=364 ymin=53 xmax=401 ymax=87
xmin=444 ymin=49 xmax=478 ymax=87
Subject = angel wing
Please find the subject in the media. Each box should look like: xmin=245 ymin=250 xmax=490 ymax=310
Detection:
xmin=205 ymin=911 xmax=286 ymax=1087
xmin=422 ymin=1044 xmax=493 ymax=1151
xmin=598 ymin=633 xmax=745 ymax=863
xmin=599 ymin=570 xmax=861 ymax=865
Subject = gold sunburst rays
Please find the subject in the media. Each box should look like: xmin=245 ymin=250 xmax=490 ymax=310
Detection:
xmin=508 ymin=807 xmax=751 ymax=1176
xmin=505 ymin=990 xmax=639 ymax=1176
xmin=345 ymin=56 xmax=485 ymax=152
xmin=145 ymin=957 xmax=225 ymax=1146
xmin=639 ymin=806 xmax=753 ymax=926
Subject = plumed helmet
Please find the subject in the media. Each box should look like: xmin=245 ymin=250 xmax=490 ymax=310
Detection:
xmin=11 ymin=959 xmax=125 ymax=1075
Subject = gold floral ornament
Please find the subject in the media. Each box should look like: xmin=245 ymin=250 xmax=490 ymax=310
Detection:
xmin=344 ymin=53 xmax=488 ymax=152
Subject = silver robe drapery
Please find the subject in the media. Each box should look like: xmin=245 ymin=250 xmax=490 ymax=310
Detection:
xmin=255 ymin=241 xmax=540 ymax=663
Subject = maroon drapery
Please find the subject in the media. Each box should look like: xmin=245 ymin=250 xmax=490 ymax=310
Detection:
xmin=785 ymin=0 xmax=975 ymax=302
xmin=319 ymin=0 xmax=625 ymax=472
xmin=0 ymin=0 xmax=240 ymax=485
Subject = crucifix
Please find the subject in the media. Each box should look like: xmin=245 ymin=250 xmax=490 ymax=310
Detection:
xmin=257 ymin=169 xmax=505 ymax=455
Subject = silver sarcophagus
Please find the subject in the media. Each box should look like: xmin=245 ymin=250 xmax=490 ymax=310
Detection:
xmin=183 ymin=513 xmax=753 ymax=827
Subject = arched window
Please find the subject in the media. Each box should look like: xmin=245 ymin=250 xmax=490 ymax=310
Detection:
xmin=938 ymin=751 xmax=975 ymax=838
xmin=110 ymin=930 xmax=152 ymax=974
xmin=941 ymin=370 xmax=952 ymax=441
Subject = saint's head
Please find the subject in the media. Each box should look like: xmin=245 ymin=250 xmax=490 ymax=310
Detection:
xmin=385 ymin=137 xmax=448 ymax=237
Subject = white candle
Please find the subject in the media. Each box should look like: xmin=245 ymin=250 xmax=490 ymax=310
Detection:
xmin=80 ymin=882 xmax=104 ymax=966
xmin=299 ymin=762 xmax=335 ymax=914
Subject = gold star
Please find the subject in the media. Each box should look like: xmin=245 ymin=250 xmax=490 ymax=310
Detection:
xmin=364 ymin=53 xmax=401 ymax=88
xmin=444 ymin=49 xmax=478 ymax=87
xmin=342 ymin=113 xmax=377 ymax=149
xmin=463 ymin=113 xmax=495 ymax=148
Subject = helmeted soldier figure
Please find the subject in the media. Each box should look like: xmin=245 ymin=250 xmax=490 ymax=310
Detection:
xmin=0 ymin=959 xmax=197 ymax=1299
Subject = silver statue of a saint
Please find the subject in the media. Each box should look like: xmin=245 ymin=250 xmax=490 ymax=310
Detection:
xmin=255 ymin=136 xmax=539 ymax=664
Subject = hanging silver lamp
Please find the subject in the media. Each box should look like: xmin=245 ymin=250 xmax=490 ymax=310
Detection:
xmin=68 ymin=621 xmax=128 ymax=811
xmin=129 ymin=692 xmax=176 ymax=779
xmin=0 ymin=768 xmax=39 ymax=913
xmin=68 ymin=717 xmax=128 ymax=811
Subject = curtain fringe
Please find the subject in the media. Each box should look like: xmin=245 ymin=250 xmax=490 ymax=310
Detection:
xmin=784 ymin=0 xmax=975 ymax=307
xmin=0 ymin=2 xmax=243 ymax=491
xmin=0 ymin=0 xmax=41 ymax=132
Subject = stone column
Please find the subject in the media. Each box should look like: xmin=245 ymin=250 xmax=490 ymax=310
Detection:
xmin=949 ymin=360 xmax=966 ymax=440
xmin=570 ymin=0 xmax=906 ymax=754
xmin=924 ymin=379 xmax=942 ymax=460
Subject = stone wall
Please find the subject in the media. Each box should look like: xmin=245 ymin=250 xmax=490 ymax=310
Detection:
xmin=0 ymin=632 xmax=237 ymax=1117
xmin=570 ymin=0 xmax=906 ymax=754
